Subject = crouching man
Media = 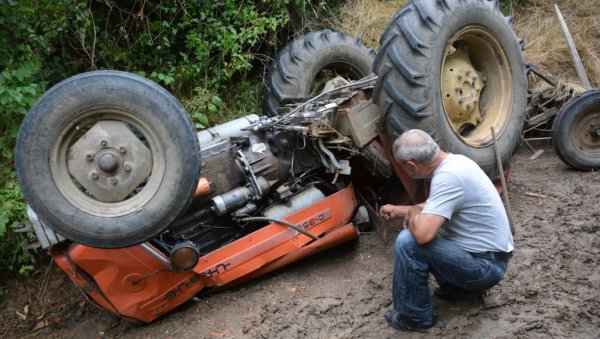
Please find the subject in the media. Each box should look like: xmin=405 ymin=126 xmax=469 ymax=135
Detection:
xmin=379 ymin=129 xmax=513 ymax=332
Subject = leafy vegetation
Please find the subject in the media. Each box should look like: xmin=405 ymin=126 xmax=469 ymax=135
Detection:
xmin=0 ymin=0 xmax=340 ymax=279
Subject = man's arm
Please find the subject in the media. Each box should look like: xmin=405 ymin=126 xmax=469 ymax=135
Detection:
xmin=379 ymin=203 xmax=424 ymax=221
xmin=405 ymin=205 xmax=445 ymax=245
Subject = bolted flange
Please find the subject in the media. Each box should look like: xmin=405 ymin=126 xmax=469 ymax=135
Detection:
xmin=67 ymin=121 xmax=152 ymax=202
xmin=441 ymin=48 xmax=485 ymax=132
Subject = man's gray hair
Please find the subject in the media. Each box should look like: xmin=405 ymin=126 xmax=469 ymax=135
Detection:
xmin=393 ymin=129 xmax=440 ymax=164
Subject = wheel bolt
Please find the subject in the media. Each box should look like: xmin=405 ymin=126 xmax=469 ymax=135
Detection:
xmin=86 ymin=153 xmax=94 ymax=161
xmin=91 ymin=172 xmax=99 ymax=180
xmin=124 ymin=165 xmax=131 ymax=172
xmin=119 ymin=147 xmax=126 ymax=154
xmin=101 ymin=140 xmax=107 ymax=147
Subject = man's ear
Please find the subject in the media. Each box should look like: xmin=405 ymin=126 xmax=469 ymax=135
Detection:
xmin=406 ymin=160 xmax=419 ymax=172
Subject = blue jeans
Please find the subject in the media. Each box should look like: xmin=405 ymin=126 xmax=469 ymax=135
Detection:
xmin=392 ymin=230 xmax=508 ymax=324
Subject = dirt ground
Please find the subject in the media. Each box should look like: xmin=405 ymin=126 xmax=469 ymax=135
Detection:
xmin=1 ymin=144 xmax=598 ymax=338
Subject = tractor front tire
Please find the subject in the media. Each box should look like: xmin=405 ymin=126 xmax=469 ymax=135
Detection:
xmin=263 ymin=29 xmax=376 ymax=117
xmin=16 ymin=71 xmax=200 ymax=248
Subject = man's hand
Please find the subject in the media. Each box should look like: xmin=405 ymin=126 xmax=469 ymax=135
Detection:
xmin=379 ymin=204 xmax=410 ymax=221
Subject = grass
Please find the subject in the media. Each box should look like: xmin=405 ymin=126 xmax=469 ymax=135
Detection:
xmin=331 ymin=0 xmax=599 ymax=92
xmin=513 ymin=0 xmax=600 ymax=91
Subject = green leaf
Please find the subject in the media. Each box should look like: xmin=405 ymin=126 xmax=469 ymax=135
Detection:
xmin=198 ymin=113 xmax=209 ymax=126
xmin=211 ymin=95 xmax=222 ymax=106
xmin=19 ymin=264 xmax=35 ymax=276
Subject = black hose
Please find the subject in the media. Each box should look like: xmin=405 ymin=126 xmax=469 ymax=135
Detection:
xmin=239 ymin=216 xmax=319 ymax=241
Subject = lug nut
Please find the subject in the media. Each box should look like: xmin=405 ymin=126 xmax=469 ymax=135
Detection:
xmin=124 ymin=165 xmax=131 ymax=173
xmin=86 ymin=153 xmax=94 ymax=161
xmin=101 ymin=140 xmax=107 ymax=147
xmin=91 ymin=172 xmax=99 ymax=180
xmin=119 ymin=147 xmax=126 ymax=154
xmin=111 ymin=178 xmax=118 ymax=186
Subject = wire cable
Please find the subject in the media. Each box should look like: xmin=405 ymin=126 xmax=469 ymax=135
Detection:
xmin=239 ymin=216 xmax=319 ymax=241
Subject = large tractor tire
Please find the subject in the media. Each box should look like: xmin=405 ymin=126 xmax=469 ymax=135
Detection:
xmin=262 ymin=29 xmax=376 ymax=117
xmin=15 ymin=71 xmax=200 ymax=248
xmin=373 ymin=0 xmax=527 ymax=178
xmin=553 ymin=90 xmax=600 ymax=171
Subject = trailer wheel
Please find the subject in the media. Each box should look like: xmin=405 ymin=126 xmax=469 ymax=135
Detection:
xmin=262 ymin=29 xmax=376 ymax=117
xmin=553 ymin=90 xmax=600 ymax=171
xmin=15 ymin=71 xmax=200 ymax=248
xmin=373 ymin=0 xmax=527 ymax=178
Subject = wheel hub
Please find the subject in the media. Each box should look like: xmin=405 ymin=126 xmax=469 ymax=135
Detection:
xmin=589 ymin=125 xmax=600 ymax=138
xmin=98 ymin=152 xmax=120 ymax=173
xmin=442 ymin=48 xmax=485 ymax=132
xmin=577 ymin=114 xmax=600 ymax=150
xmin=67 ymin=121 xmax=152 ymax=202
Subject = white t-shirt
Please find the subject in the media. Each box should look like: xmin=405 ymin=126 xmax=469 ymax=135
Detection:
xmin=422 ymin=154 xmax=514 ymax=253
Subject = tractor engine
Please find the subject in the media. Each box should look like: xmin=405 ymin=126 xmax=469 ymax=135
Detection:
xmin=152 ymin=79 xmax=387 ymax=270
xmin=152 ymin=115 xmax=332 ymax=269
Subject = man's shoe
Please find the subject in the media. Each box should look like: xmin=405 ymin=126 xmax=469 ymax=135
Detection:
xmin=384 ymin=310 xmax=437 ymax=332
xmin=434 ymin=286 xmax=485 ymax=301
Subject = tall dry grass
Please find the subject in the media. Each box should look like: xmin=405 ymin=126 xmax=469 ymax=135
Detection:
xmin=330 ymin=0 xmax=407 ymax=48
xmin=514 ymin=0 xmax=600 ymax=90
xmin=332 ymin=0 xmax=599 ymax=90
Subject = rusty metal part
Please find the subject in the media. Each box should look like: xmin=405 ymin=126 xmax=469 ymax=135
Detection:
xmin=441 ymin=27 xmax=512 ymax=147
xmin=67 ymin=121 xmax=152 ymax=202
xmin=524 ymin=64 xmax=576 ymax=145
xmin=358 ymin=191 xmax=402 ymax=244
xmin=334 ymin=98 xmax=381 ymax=148
xmin=361 ymin=140 xmax=393 ymax=178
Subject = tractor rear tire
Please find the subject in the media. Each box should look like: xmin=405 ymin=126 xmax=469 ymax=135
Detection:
xmin=262 ymin=29 xmax=376 ymax=117
xmin=373 ymin=0 xmax=527 ymax=178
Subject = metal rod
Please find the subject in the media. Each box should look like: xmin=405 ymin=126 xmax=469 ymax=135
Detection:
xmin=491 ymin=127 xmax=515 ymax=235
xmin=524 ymin=137 xmax=553 ymax=141
xmin=240 ymin=216 xmax=319 ymax=241
xmin=554 ymin=4 xmax=592 ymax=90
